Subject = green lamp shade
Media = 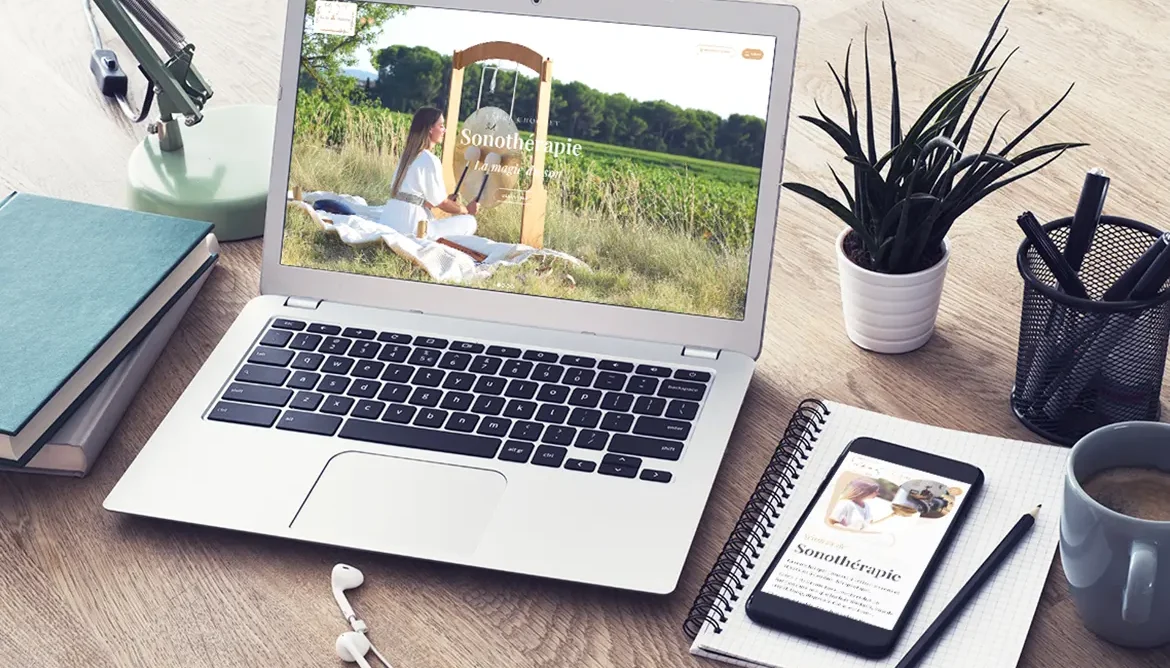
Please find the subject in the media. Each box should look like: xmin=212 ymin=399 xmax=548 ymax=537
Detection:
xmin=127 ymin=104 xmax=276 ymax=241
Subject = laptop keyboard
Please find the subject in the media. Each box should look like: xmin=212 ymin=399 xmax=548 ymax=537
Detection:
xmin=206 ymin=318 xmax=714 ymax=484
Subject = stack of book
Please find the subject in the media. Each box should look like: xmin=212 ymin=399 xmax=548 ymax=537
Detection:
xmin=0 ymin=192 xmax=219 ymax=476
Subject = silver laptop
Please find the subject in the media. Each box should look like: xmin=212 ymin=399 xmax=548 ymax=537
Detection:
xmin=104 ymin=0 xmax=799 ymax=595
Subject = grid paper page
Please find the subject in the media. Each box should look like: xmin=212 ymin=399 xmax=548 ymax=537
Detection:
xmin=690 ymin=401 xmax=1068 ymax=668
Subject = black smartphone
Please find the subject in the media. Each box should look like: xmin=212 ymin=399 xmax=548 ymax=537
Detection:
xmin=744 ymin=437 xmax=984 ymax=658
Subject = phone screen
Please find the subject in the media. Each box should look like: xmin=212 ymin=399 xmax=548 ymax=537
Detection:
xmin=759 ymin=450 xmax=974 ymax=631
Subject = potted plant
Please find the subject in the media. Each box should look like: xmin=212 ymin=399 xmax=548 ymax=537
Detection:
xmin=783 ymin=2 xmax=1086 ymax=354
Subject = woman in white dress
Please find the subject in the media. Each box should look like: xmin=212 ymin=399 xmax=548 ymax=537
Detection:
xmin=827 ymin=477 xmax=881 ymax=531
xmin=380 ymin=107 xmax=478 ymax=239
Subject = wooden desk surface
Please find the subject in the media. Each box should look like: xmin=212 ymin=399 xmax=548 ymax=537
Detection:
xmin=3 ymin=0 xmax=1169 ymax=666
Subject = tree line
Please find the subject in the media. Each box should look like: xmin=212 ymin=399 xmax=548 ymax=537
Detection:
xmin=359 ymin=45 xmax=766 ymax=168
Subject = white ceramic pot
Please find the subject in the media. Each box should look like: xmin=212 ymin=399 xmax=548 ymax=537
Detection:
xmin=836 ymin=228 xmax=951 ymax=354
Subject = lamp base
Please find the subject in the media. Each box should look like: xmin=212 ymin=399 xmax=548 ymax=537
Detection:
xmin=127 ymin=104 xmax=276 ymax=241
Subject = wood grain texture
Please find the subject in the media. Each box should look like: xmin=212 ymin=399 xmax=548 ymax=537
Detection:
xmin=2 ymin=0 xmax=1169 ymax=666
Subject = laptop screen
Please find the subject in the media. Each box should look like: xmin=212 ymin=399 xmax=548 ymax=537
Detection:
xmin=281 ymin=1 xmax=778 ymax=321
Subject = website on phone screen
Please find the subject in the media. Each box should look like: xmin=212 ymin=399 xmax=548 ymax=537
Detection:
xmin=761 ymin=452 xmax=972 ymax=630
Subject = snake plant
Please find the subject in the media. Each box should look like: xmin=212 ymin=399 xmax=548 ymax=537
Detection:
xmin=783 ymin=1 xmax=1087 ymax=274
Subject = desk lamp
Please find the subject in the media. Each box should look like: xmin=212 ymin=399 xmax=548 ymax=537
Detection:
xmin=88 ymin=0 xmax=275 ymax=240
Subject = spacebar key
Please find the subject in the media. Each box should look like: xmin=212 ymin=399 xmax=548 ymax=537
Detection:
xmin=339 ymin=419 xmax=501 ymax=458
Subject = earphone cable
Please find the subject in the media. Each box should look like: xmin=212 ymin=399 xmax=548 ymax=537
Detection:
xmin=83 ymin=0 xmax=103 ymax=49
xmin=82 ymin=0 xmax=157 ymax=123
xmin=367 ymin=641 xmax=394 ymax=668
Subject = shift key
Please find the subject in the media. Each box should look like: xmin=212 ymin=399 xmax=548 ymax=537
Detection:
xmin=223 ymin=383 xmax=292 ymax=407
xmin=608 ymin=434 xmax=684 ymax=461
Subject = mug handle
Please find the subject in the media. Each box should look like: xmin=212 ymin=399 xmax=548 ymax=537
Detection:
xmin=1122 ymin=541 xmax=1158 ymax=624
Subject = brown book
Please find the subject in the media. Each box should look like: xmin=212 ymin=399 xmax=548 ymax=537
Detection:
xmin=437 ymin=238 xmax=488 ymax=263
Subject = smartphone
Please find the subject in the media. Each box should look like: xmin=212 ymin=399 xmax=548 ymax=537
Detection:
xmin=744 ymin=437 xmax=984 ymax=658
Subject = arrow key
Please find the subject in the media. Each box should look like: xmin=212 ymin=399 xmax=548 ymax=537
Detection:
xmin=640 ymin=469 xmax=673 ymax=483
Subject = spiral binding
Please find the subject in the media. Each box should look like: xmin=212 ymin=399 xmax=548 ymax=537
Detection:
xmin=682 ymin=398 xmax=830 ymax=639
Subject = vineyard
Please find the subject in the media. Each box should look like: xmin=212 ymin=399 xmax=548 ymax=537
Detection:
xmin=286 ymin=92 xmax=756 ymax=319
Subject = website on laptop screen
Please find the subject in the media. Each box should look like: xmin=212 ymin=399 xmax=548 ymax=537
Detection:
xmin=281 ymin=1 xmax=778 ymax=321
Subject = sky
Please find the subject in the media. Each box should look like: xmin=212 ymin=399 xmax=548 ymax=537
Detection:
xmin=340 ymin=5 xmax=777 ymax=120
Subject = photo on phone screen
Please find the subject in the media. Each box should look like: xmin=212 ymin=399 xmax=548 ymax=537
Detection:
xmin=746 ymin=438 xmax=982 ymax=657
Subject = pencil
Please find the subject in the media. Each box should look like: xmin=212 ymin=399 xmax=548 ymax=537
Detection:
xmin=895 ymin=505 xmax=1041 ymax=668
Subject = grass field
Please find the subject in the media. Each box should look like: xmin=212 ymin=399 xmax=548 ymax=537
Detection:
xmin=284 ymin=94 xmax=753 ymax=319
xmin=541 ymin=136 xmax=762 ymax=186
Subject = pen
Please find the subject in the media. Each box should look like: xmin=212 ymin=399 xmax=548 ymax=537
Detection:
xmin=895 ymin=506 xmax=1040 ymax=668
xmin=1017 ymin=212 xmax=1089 ymax=299
xmin=1036 ymin=242 xmax=1170 ymax=421
xmin=1015 ymin=211 xmax=1088 ymax=407
xmin=1130 ymin=241 xmax=1170 ymax=300
xmin=1103 ymin=233 xmax=1170 ymax=301
xmin=1064 ymin=168 xmax=1110 ymax=272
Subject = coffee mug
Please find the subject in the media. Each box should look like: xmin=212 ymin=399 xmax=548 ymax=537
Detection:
xmin=1060 ymin=421 xmax=1170 ymax=648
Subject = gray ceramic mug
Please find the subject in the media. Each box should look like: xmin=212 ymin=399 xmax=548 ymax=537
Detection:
xmin=1060 ymin=421 xmax=1170 ymax=648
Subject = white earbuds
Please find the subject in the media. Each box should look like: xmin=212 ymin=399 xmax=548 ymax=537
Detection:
xmin=331 ymin=564 xmax=394 ymax=667
xmin=336 ymin=632 xmax=374 ymax=668
xmin=332 ymin=564 xmax=368 ymax=633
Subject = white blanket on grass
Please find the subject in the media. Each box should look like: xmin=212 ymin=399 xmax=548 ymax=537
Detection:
xmin=288 ymin=191 xmax=587 ymax=283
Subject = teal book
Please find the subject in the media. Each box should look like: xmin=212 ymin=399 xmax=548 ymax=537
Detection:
xmin=0 ymin=192 xmax=218 ymax=464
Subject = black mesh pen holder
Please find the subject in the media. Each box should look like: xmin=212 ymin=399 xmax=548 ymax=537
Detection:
xmin=1011 ymin=216 xmax=1170 ymax=446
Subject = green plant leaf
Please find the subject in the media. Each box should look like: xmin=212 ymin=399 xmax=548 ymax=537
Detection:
xmin=863 ymin=26 xmax=878 ymax=163
xmin=889 ymin=165 xmax=923 ymax=270
xmin=840 ymin=42 xmax=864 ymax=167
xmin=875 ymin=236 xmax=896 ymax=267
xmin=877 ymin=200 xmax=906 ymax=242
xmin=957 ymin=141 xmax=1086 ymax=211
xmin=969 ymin=1 xmax=1011 ymax=75
xmin=910 ymin=197 xmax=946 ymax=264
xmin=999 ymin=83 xmax=1076 ymax=156
xmin=934 ymin=150 xmax=1013 ymax=197
xmin=979 ymin=149 xmax=1070 ymax=197
xmin=955 ymin=47 xmax=1018 ymax=153
xmin=921 ymin=136 xmax=960 ymax=158
xmin=887 ymin=141 xmax=952 ymax=271
xmin=828 ymin=164 xmax=856 ymax=211
xmin=875 ymin=193 xmax=936 ymax=244
xmin=800 ymin=114 xmax=862 ymax=158
xmin=947 ymin=111 xmax=1011 ymax=202
xmin=843 ymin=155 xmax=894 ymax=216
xmin=782 ymin=183 xmax=876 ymax=255
xmin=947 ymin=0 xmax=1012 ymax=143
xmin=811 ymin=99 xmax=865 ymax=156
xmin=827 ymin=47 xmax=859 ymax=137
xmin=882 ymin=3 xmax=902 ymax=149
xmin=1006 ymin=141 xmax=1090 ymax=166
xmin=878 ymin=70 xmax=991 ymax=175
xmin=919 ymin=136 xmax=963 ymax=192
xmin=941 ymin=148 xmax=1074 ymax=244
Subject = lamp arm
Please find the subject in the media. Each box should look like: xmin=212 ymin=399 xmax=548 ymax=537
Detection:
xmin=91 ymin=0 xmax=213 ymax=150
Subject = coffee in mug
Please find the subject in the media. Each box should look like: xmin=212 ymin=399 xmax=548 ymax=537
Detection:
xmin=1062 ymin=422 xmax=1170 ymax=648
xmin=1081 ymin=467 xmax=1170 ymax=522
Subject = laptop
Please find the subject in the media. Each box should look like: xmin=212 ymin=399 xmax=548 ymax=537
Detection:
xmin=104 ymin=0 xmax=800 ymax=595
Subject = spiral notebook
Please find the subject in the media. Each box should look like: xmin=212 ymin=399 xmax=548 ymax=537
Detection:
xmin=684 ymin=399 xmax=1069 ymax=668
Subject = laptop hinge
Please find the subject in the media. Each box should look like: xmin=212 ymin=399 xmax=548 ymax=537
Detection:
xmin=285 ymin=296 xmax=322 ymax=310
xmin=682 ymin=346 xmax=720 ymax=360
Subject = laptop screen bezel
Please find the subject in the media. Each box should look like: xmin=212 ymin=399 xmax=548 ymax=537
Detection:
xmin=261 ymin=0 xmax=800 ymax=359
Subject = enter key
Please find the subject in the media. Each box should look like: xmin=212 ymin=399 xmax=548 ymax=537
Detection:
xmin=633 ymin=416 xmax=692 ymax=440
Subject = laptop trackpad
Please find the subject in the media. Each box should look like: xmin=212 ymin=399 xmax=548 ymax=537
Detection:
xmin=291 ymin=452 xmax=506 ymax=558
